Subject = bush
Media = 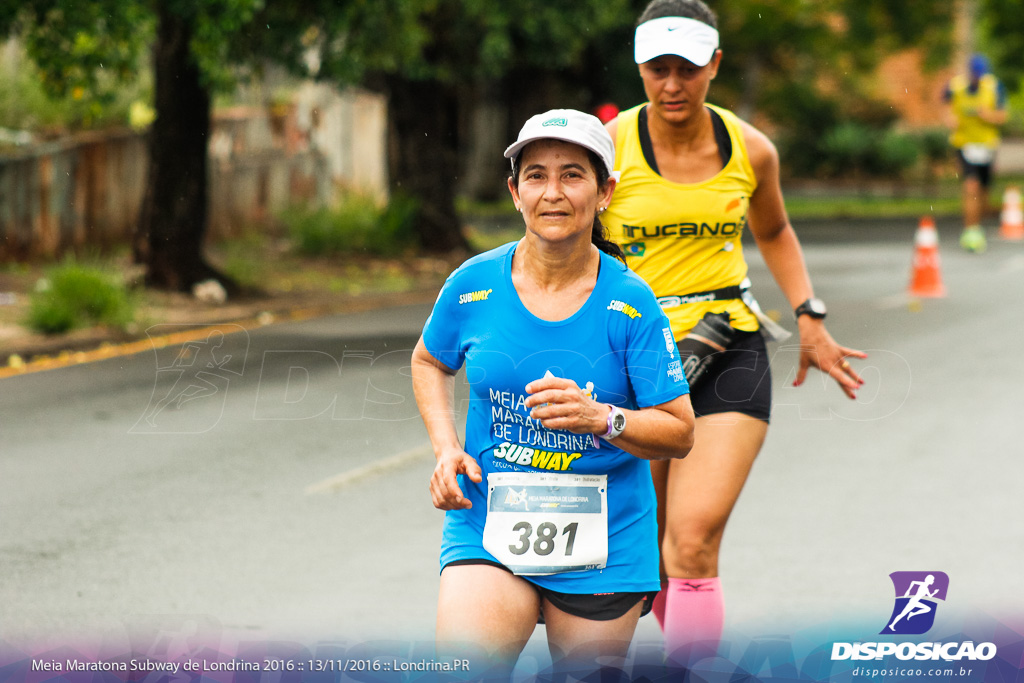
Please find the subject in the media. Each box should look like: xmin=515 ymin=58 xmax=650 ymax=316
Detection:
xmin=871 ymin=129 xmax=921 ymax=177
xmin=24 ymin=262 xmax=135 ymax=335
xmin=768 ymin=81 xmax=843 ymax=177
xmin=820 ymin=122 xmax=877 ymax=177
xmin=375 ymin=193 xmax=419 ymax=253
xmin=283 ymin=192 xmax=419 ymax=257
xmin=917 ymin=127 xmax=951 ymax=164
xmin=219 ymin=233 xmax=270 ymax=289
xmin=811 ymin=124 xmax=931 ymax=180
xmin=0 ymin=41 xmax=152 ymax=133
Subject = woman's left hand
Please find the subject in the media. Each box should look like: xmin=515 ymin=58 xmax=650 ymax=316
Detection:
xmin=524 ymin=376 xmax=607 ymax=434
xmin=794 ymin=318 xmax=867 ymax=399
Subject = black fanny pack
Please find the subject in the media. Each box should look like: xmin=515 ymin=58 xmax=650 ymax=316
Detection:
xmin=676 ymin=311 xmax=737 ymax=388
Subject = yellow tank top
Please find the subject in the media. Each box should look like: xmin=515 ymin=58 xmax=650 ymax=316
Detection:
xmin=604 ymin=102 xmax=759 ymax=339
xmin=949 ymin=74 xmax=1001 ymax=149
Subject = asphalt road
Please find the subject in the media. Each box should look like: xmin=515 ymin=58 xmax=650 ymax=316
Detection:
xmin=2 ymin=219 xmax=1023 ymax=667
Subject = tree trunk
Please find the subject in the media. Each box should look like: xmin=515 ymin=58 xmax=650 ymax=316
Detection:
xmin=385 ymin=76 xmax=468 ymax=252
xmin=135 ymin=2 xmax=231 ymax=292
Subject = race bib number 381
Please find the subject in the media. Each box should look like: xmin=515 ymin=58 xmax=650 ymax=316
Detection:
xmin=482 ymin=472 xmax=608 ymax=576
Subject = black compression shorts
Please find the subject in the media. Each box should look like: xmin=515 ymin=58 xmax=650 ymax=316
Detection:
xmin=956 ymin=149 xmax=994 ymax=188
xmin=683 ymin=329 xmax=772 ymax=423
xmin=444 ymin=559 xmax=656 ymax=621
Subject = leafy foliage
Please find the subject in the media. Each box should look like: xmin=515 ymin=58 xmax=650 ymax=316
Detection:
xmin=838 ymin=0 xmax=955 ymax=71
xmin=821 ymin=122 xmax=878 ymax=177
xmin=0 ymin=3 xmax=152 ymax=129
xmin=699 ymin=1 xmax=962 ymax=180
xmin=178 ymin=0 xmax=263 ymax=91
xmin=709 ymin=1 xmax=955 ymax=120
xmin=975 ymin=0 xmax=1024 ymax=90
xmin=230 ymin=0 xmax=631 ymax=86
xmin=25 ymin=260 xmax=135 ymax=334
xmin=1 ymin=0 xmax=1003 ymax=268
xmin=0 ymin=0 xmax=270 ymax=96
xmin=0 ymin=1 xmax=150 ymax=98
xmin=874 ymin=128 xmax=922 ymax=177
xmin=804 ymin=124 xmax=947 ymax=180
xmin=0 ymin=40 xmax=148 ymax=131
xmin=284 ymin=192 xmax=420 ymax=257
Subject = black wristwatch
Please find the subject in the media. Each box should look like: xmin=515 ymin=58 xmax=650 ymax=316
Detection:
xmin=794 ymin=297 xmax=827 ymax=320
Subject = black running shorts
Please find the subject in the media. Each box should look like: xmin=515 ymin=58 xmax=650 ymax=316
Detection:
xmin=956 ymin=149 xmax=994 ymax=188
xmin=444 ymin=559 xmax=656 ymax=621
xmin=683 ymin=329 xmax=772 ymax=423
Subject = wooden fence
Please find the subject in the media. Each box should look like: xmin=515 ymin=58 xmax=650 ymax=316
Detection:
xmin=0 ymin=87 xmax=389 ymax=260
xmin=0 ymin=130 xmax=145 ymax=259
xmin=0 ymin=127 xmax=331 ymax=260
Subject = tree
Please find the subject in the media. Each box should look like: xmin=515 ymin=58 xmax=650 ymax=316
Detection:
xmin=1 ymin=0 xmax=264 ymax=291
xmin=3 ymin=0 xmax=633 ymax=260
xmin=978 ymin=0 xmax=1024 ymax=90
xmin=234 ymin=0 xmax=631 ymax=252
xmin=696 ymin=0 xmax=955 ymax=119
xmin=656 ymin=0 xmax=957 ymax=176
xmin=298 ymin=0 xmax=958 ymax=216
xmin=135 ymin=2 xmax=215 ymax=290
xmin=2 ymin=0 xmax=968 ymax=274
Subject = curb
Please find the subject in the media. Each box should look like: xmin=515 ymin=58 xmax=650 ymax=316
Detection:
xmin=1 ymin=290 xmax=439 ymax=380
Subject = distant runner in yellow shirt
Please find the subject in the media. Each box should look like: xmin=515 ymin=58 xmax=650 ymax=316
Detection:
xmin=943 ymin=53 xmax=1009 ymax=253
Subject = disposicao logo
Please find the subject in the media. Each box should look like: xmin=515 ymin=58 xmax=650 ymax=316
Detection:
xmin=831 ymin=571 xmax=997 ymax=663
xmin=882 ymin=571 xmax=948 ymax=635
xmin=542 ymin=117 xmax=568 ymax=127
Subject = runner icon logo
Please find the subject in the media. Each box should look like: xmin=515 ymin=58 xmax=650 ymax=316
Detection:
xmin=881 ymin=571 xmax=949 ymax=635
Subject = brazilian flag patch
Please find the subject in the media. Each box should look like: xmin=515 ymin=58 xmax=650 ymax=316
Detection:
xmin=625 ymin=242 xmax=646 ymax=257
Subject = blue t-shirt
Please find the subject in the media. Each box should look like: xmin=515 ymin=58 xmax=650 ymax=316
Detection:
xmin=422 ymin=241 xmax=689 ymax=594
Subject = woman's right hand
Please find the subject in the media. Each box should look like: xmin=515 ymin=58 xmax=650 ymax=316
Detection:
xmin=430 ymin=447 xmax=483 ymax=510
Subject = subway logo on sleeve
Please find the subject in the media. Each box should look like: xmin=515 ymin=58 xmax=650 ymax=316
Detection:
xmin=607 ymin=299 xmax=642 ymax=319
xmin=459 ymin=289 xmax=493 ymax=304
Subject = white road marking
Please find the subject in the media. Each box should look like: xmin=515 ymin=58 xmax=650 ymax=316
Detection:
xmin=875 ymin=293 xmax=911 ymax=310
xmin=998 ymin=254 xmax=1024 ymax=274
xmin=305 ymin=444 xmax=434 ymax=494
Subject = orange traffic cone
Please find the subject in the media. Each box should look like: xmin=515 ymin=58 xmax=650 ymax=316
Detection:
xmin=908 ymin=216 xmax=946 ymax=298
xmin=999 ymin=186 xmax=1024 ymax=241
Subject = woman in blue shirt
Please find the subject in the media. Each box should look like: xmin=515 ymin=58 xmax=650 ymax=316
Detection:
xmin=411 ymin=109 xmax=694 ymax=676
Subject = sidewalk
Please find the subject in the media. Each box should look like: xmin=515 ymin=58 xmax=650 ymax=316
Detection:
xmin=0 ymin=251 xmax=461 ymax=372
xmin=996 ymin=137 xmax=1024 ymax=174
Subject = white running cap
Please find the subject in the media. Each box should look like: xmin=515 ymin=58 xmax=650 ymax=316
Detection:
xmin=504 ymin=109 xmax=617 ymax=180
xmin=634 ymin=16 xmax=720 ymax=66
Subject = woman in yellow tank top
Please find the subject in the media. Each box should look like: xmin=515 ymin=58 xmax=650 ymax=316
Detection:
xmin=602 ymin=0 xmax=866 ymax=660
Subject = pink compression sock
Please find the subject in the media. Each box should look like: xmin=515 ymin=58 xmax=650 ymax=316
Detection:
xmin=662 ymin=577 xmax=724 ymax=662
xmin=651 ymin=581 xmax=668 ymax=629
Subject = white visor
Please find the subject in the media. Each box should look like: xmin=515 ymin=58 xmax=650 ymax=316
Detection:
xmin=634 ymin=16 xmax=720 ymax=66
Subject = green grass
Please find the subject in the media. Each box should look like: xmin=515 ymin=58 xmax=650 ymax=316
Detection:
xmin=784 ymin=174 xmax=1024 ymax=220
xmin=783 ymin=195 xmax=963 ymax=220
xmin=281 ymin=192 xmax=419 ymax=257
xmin=24 ymin=261 xmax=136 ymax=335
xmin=218 ymin=232 xmax=272 ymax=289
